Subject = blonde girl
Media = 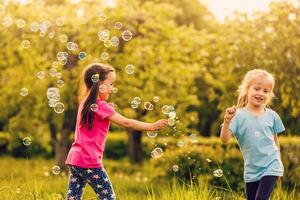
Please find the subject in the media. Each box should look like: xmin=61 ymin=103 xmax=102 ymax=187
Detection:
xmin=220 ymin=69 xmax=285 ymax=200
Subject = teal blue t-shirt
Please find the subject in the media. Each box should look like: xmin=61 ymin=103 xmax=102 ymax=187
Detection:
xmin=229 ymin=107 xmax=285 ymax=183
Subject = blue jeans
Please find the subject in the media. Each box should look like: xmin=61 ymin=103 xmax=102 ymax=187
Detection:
xmin=66 ymin=165 xmax=116 ymax=200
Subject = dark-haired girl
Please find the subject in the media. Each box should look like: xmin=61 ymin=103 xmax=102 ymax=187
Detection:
xmin=65 ymin=63 xmax=168 ymax=200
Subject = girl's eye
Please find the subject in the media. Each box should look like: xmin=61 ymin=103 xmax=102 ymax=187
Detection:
xmin=254 ymin=88 xmax=259 ymax=91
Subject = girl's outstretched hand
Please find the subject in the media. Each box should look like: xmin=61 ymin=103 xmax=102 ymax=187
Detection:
xmin=151 ymin=119 xmax=168 ymax=131
xmin=224 ymin=106 xmax=236 ymax=123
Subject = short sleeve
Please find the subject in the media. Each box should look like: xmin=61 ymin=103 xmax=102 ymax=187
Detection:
xmin=96 ymin=101 xmax=116 ymax=120
xmin=229 ymin=115 xmax=238 ymax=136
xmin=273 ymin=112 xmax=285 ymax=134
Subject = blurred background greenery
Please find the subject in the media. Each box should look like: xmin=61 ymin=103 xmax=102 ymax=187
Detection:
xmin=0 ymin=0 xmax=299 ymax=199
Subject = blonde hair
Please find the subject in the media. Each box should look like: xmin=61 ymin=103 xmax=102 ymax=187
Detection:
xmin=237 ymin=69 xmax=275 ymax=108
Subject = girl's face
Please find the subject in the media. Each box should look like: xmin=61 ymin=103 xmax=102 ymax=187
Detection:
xmin=247 ymin=76 xmax=273 ymax=108
xmin=99 ymin=71 xmax=115 ymax=101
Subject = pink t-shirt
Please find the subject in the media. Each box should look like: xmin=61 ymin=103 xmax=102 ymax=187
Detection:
xmin=65 ymin=99 xmax=116 ymax=168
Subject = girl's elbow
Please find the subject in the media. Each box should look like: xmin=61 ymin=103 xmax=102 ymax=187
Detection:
xmin=122 ymin=119 xmax=133 ymax=129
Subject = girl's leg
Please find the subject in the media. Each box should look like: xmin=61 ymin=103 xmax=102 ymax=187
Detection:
xmin=83 ymin=167 xmax=116 ymax=200
xmin=246 ymin=180 xmax=259 ymax=200
xmin=66 ymin=166 xmax=87 ymax=200
xmin=255 ymin=176 xmax=278 ymax=200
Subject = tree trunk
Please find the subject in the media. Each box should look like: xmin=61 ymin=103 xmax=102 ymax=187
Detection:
xmin=55 ymin=128 xmax=70 ymax=171
xmin=127 ymin=130 xmax=143 ymax=164
xmin=55 ymin=107 xmax=76 ymax=171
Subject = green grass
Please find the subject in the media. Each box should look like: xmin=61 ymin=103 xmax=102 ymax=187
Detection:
xmin=0 ymin=157 xmax=298 ymax=200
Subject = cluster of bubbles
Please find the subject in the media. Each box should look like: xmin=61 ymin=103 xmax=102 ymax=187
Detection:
xmin=47 ymin=87 xmax=64 ymax=114
xmin=161 ymin=105 xmax=177 ymax=126
xmin=130 ymin=97 xmax=141 ymax=109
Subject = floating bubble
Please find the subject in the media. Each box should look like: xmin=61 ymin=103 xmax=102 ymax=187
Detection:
xmin=153 ymin=96 xmax=159 ymax=103
xmin=91 ymin=74 xmax=99 ymax=83
xmin=112 ymin=87 xmax=118 ymax=93
xmin=168 ymin=118 xmax=175 ymax=126
xmin=36 ymin=71 xmax=46 ymax=79
xmin=57 ymin=80 xmax=64 ymax=88
xmin=67 ymin=42 xmax=78 ymax=51
xmin=213 ymin=169 xmax=223 ymax=177
xmin=52 ymin=165 xmax=61 ymax=175
xmin=130 ymin=100 xmax=139 ymax=109
xmin=52 ymin=61 xmax=59 ymax=68
xmin=30 ymin=22 xmax=39 ymax=32
xmin=22 ymin=137 xmax=31 ymax=146
xmin=147 ymin=131 xmax=158 ymax=138
xmin=99 ymin=84 xmax=107 ymax=93
xmin=47 ymin=87 xmax=60 ymax=101
xmin=56 ymin=72 xmax=63 ymax=79
xmin=125 ymin=64 xmax=134 ymax=74
xmin=104 ymin=39 xmax=111 ymax=48
xmin=21 ymin=40 xmax=30 ymax=49
xmin=57 ymin=51 xmax=68 ymax=61
xmin=48 ymin=99 xmax=57 ymax=108
xmin=144 ymin=102 xmax=153 ymax=110
xmin=79 ymin=51 xmax=87 ymax=60
xmin=133 ymin=97 xmax=141 ymax=104
xmin=151 ymin=147 xmax=163 ymax=158
xmin=40 ymin=32 xmax=46 ymax=37
xmin=2 ymin=16 xmax=13 ymax=27
xmin=54 ymin=102 xmax=64 ymax=114
xmin=20 ymin=88 xmax=28 ymax=96
xmin=168 ymin=111 xmax=176 ymax=119
xmin=48 ymin=32 xmax=55 ymax=39
xmin=162 ymin=105 xmax=173 ymax=115
xmin=16 ymin=18 xmax=26 ymax=28
xmin=49 ymin=68 xmax=58 ymax=77
xmin=59 ymin=34 xmax=68 ymax=43
xmin=56 ymin=17 xmax=65 ymax=26
xmin=122 ymin=30 xmax=133 ymax=41
xmin=254 ymin=131 xmax=260 ymax=137
xmin=114 ymin=22 xmax=122 ymax=29
xmin=98 ymin=30 xmax=110 ymax=41
xmin=172 ymin=164 xmax=179 ymax=172
xmin=101 ymin=52 xmax=109 ymax=60
xmin=110 ymin=36 xmax=119 ymax=47
xmin=90 ymin=103 xmax=98 ymax=112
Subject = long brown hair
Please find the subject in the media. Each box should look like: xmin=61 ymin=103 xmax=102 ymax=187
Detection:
xmin=237 ymin=69 xmax=275 ymax=108
xmin=79 ymin=63 xmax=114 ymax=130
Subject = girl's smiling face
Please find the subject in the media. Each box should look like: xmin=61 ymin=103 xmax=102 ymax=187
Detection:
xmin=247 ymin=76 xmax=274 ymax=108
xmin=99 ymin=71 xmax=115 ymax=101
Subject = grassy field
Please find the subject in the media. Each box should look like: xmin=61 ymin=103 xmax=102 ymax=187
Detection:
xmin=0 ymin=157 xmax=298 ymax=200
